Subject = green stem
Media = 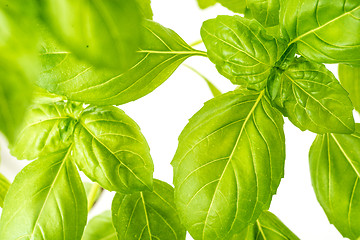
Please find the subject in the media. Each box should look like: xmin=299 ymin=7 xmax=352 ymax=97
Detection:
xmin=184 ymin=64 xmax=222 ymax=97
xmin=190 ymin=39 xmax=203 ymax=47
xmin=87 ymin=183 xmax=101 ymax=212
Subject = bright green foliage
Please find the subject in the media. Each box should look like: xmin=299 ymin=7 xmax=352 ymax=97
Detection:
xmin=246 ymin=0 xmax=280 ymax=27
xmin=0 ymin=173 xmax=10 ymax=208
xmin=0 ymin=0 xmax=39 ymax=142
xmin=217 ymin=0 xmax=246 ymax=13
xmin=281 ymin=0 xmax=360 ymax=64
xmin=73 ymin=106 xmax=154 ymax=193
xmin=197 ymin=0 xmax=216 ymax=9
xmin=201 ymin=15 xmax=286 ymax=90
xmin=339 ymin=64 xmax=360 ymax=113
xmin=0 ymin=149 xmax=87 ymax=240
xmin=83 ymin=211 xmax=116 ymax=240
xmin=235 ymin=211 xmax=300 ymax=239
xmin=172 ymin=89 xmax=285 ymax=239
xmin=38 ymin=20 xmax=204 ymax=106
xmin=136 ymin=0 xmax=153 ymax=19
xmin=310 ymin=125 xmax=360 ymax=239
xmin=10 ymin=101 xmax=82 ymax=160
xmin=112 ymin=179 xmax=186 ymax=240
xmin=39 ymin=0 xmax=143 ymax=70
xmin=273 ymin=58 xmax=355 ymax=134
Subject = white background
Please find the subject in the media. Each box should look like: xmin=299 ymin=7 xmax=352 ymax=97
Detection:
xmin=0 ymin=0 xmax=355 ymax=239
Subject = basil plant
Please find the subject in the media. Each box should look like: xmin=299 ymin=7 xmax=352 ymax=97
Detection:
xmin=0 ymin=0 xmax=359 ymax=239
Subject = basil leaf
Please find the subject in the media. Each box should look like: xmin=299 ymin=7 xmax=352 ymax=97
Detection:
xmin=281 ymin=0 xmax=360 ymax=64
xmin=38 ymin=20 xmax=203 ymax=106
xmin=309 ymin=126 xmax=360 ymax=239
xmin=73 ymin=106 xmax=153 ymax=193
xmin=112 ymin=179 xmax=186 ymax=240
xmin=217 ymin=0 xmax=246 ymax=13
xmin=201 ymin=15 xmax=286 ymax=90
xmin=197 ymin=0 xmax=216 ymax=9
xmin=235 ymin=211 xmax=300 ymax=239
xmin=0 ymin=173 xmax=10 ymax=208
xmin=39 ymin=0 xmax=142 ymax=69
xmin=246 ymin=0 xmax=280 ymax=27
xmin=339 ymin=64 xmax=360 ymax=114
xmin=10 ymin=101 xmax=83 ymax=160
xmin=83 ymin=211 xmax=116 ymax=240
xmin=0 ymin=0 xmax=39 ymax=142
xmin=273 ymin=58 xmax=355 ymax=134
xmin=172 ymin=89 xmax=285 ymax=239
xmin=0 ymin=148 xmax=87 ymax=239
xmin=136 ymin=0 xmax=153 ymax=19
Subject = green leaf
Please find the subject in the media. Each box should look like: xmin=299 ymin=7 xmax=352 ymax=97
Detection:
xmin=197 ymin=0 xmax=216 ymax=9
xmin=112 ymin=179 xmax=186 ymax=240
xmin=339 ymin=64 xmax=360 ymax=114
xmin=0 ymin=0 xmax=39 ymax=142
xmin=136 ymin=0 xmax=153 ymax=19
xmin=0 ymin=173 xmax=10 ymax=208
xmin=246 ymin=0 xmax=280 ymax=27
xmin=10 ymin=101 xmax=83 ymax=160
xmin=273 ymin=58 xmax=355 ymax=134
xmin=0 ymin=148 xmax=87 ymax=240
xmin=39 ymin=0 xmax=142 ymax=69
xmin=309 ymin=125 xmax=360 ymax=239
xmin=217 ymin=0 xmax=246 ymax=13
xmin=234 ymin=211 xmax=300 ymax=239
xmin=38 ymin=20 xmax=204 ymax=106
xmin=201 ymin=15 xmax=286 ymax=90
xmin=83 ymin=211 xmax=116 ymax=240
xmin=172 ymin=89 xmax=285 ymax=239
xmin=73 ymin=105 xmax=153 ymax=193
xmin=281 ymin=0 xmax=360 ymax=64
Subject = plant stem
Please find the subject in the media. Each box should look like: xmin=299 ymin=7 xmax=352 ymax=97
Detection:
xmin=184 ymin=64 xmax=222 ymax=97
xmin=190 ymin=39 xmax=203 ymax=47
xmin=87 ymin=183 xmax=101 ymax=212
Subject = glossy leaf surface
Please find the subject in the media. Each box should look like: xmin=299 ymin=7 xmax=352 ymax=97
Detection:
xmin=339 ymin=64 xmax=360 ymax=113
xmin=0 ymin=148 xmax=87 ymax=239
xmin=281 ymin=0 xmax=360 ymax=64
xmin=38 ymin=20 xmax=203 ymax=106
xmin=309 ymin=125 xmax=360 ymax=239
xmin=246 ymin=0 xmax=280 ymax=27
xmin=39 ymin=0 xmax=142 ymax=69
xmin=0 ymin=173 xmax=10 ymax=208
xmin=0 ymin=0 xmax=38 ymax=142
xmin=10 ymin=101 xmax=83 ymax=160
xmin=201 ymin=15 xmax=286 ymax=90
xmin=73 ymin=106 xmax=153 ymax=193
xmin=83 ymin=211 xmax=116 ymax=240
xmin=112 ymin=179 xmax=186 ymax=240
xmin=172 ymin=90 xmax=285 ymax=239
xmin=234 ymin=211 xmax=300 ymax=239
xmin=273 ymin=58 xmax=354 ymax=134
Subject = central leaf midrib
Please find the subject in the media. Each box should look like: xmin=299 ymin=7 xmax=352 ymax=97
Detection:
xmin=284 ymin=72 xmax=352 ymax=131
xmin=79 ymin=121 xmax=150 ymax=189
xmin=289 ymin=5 xmax=360 ymax=45
xmin=202 ymin=91 xmax=265 ymax=238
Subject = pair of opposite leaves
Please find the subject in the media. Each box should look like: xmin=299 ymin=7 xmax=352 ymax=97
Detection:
xmin=0 ymin=96 xmax=185 ymax=239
